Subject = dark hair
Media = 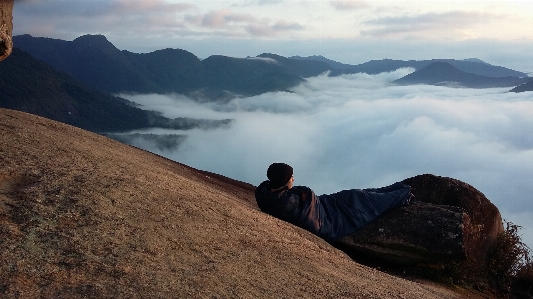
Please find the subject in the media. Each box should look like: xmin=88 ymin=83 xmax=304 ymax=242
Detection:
xmin=267 ymin=163 xmax=293 ymax=189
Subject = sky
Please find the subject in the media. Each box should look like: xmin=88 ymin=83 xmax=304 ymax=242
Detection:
xmin=115 ymin=70 xmax=533 ymax=251
xmin=12 ymin=0 xmax=533 ymax=73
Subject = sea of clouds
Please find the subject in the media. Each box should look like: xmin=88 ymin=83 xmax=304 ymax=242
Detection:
xmin=119 ymin=69 xmax=533 ymax=249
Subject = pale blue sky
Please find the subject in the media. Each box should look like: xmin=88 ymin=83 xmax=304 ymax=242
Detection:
xmin=13 ymin=0 xmax=533 ymax=72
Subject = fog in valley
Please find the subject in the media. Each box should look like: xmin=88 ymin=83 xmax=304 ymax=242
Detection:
xmin=118 ymin=69 xmax=533 ymax=248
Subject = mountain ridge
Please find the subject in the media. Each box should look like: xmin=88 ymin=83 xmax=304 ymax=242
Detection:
xmin=13 ymin=34 xmax=530 ymax=98
xmin=4 ymin=34 xmax=532 ymax=137
xmin=327 ymin=58 xmax=527 ymax=78
xmin=510 ymin=78 xmax=533 ymax=93
xmin=391 ymin=61 xmax=529 ymax=88
xmin=0 ymin=48 xmax=231 ymax=133
xmin=13 ymin=34 xmax=304 ymax=98
xmin=290 ymin=55 xmax=354 ymax=70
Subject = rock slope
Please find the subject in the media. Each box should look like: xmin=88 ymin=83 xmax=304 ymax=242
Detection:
xmin=0 ymin=0 xmax=14 ymax=61
xmin=1 ymin=108 xmax=485 ymax=298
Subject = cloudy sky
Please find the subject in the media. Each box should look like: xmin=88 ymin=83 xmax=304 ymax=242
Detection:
xmin=13 ymin=0 xmax=533 ymax=73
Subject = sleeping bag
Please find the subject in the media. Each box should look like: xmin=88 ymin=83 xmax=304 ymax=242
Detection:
xmin=255 ymin=181 xmax=412 ymax=241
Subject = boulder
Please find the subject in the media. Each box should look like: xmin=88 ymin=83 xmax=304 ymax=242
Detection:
xmin=336 ymin=174 xmax=503 ymax=282
xmin=0 ymin=0 xmax=13 ymax=61
xmin=337 ymin=201 xmax=470 ymax=265
xmin=403 ymin=174 xmax=504 ymax=275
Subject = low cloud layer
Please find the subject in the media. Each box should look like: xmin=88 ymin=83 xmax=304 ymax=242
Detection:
xmin=122 ymin=70 xmax=533 ymax=248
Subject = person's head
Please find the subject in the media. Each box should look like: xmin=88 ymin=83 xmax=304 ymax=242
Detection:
xmin=267 ymin=162 xmax=294 ymax=190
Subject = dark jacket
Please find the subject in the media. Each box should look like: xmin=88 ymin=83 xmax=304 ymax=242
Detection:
xmin=255 ymin=181 xmax=411 ymax=241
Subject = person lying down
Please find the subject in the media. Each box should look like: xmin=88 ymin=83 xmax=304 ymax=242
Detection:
xmin=255 ymin=163 xmax=414 ymax=241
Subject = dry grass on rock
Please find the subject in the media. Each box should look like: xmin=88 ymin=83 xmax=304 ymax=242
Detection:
xmin=1 ymin=108 xmax=483 ymax=298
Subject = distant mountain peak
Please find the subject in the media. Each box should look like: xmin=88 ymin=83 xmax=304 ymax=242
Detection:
xmin=289 ymin=55 xmax=353 ymax=70
xmin=73 ymin=34 xmax=109 ymax=43
xmin=423 ymin=61 xmax=459 ymax=70
xmin=292 ymin=55 xmax=327 ymax=60
xmin=392 ymin=61 xmax=528 ymax=88
xmin=510 ymin=78 xmax=533 ymax=93
xmin=73 ymin=34 xmax=118 ymax=52
xmin=257 ymin=53 xmax=287 ymax=62
xmin=462 ymin=58 xmax=489 ymax=64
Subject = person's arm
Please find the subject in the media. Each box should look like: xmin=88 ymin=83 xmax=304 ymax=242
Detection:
xmin=301 ymin=191 xmax=308 ymax=202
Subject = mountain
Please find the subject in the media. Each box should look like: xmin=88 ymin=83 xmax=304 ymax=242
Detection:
xmin=11 ymin=34 xmax=531 ymax=99
xmin=0 ymin=48 xmax=230 ymax=133
xmin=12 ymin=34 xmax=206 ymax=94
xmin=462 ymin=58 xmax=489 ymax=64
xmin=290 ymin=55 xmax=354 ymax=70
xmin=258 ymin=53 xmax=333 ymax=76
xmin=444 ymin=58 xmax=526 ymax=77
xmin=1 ymin=107 xmax=486 ymax=298
xmin=510 ymin=78 xmax=533 ymax=93
xmin=201 ymin=54 xmax=304 ymax=98
xmin=13 ymin=34 xmax=315 ymax=98
xmin=391 ymin=62 xmax=529 ymax=88
xmin=321 ymin=58 xmax=528 ymax=78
